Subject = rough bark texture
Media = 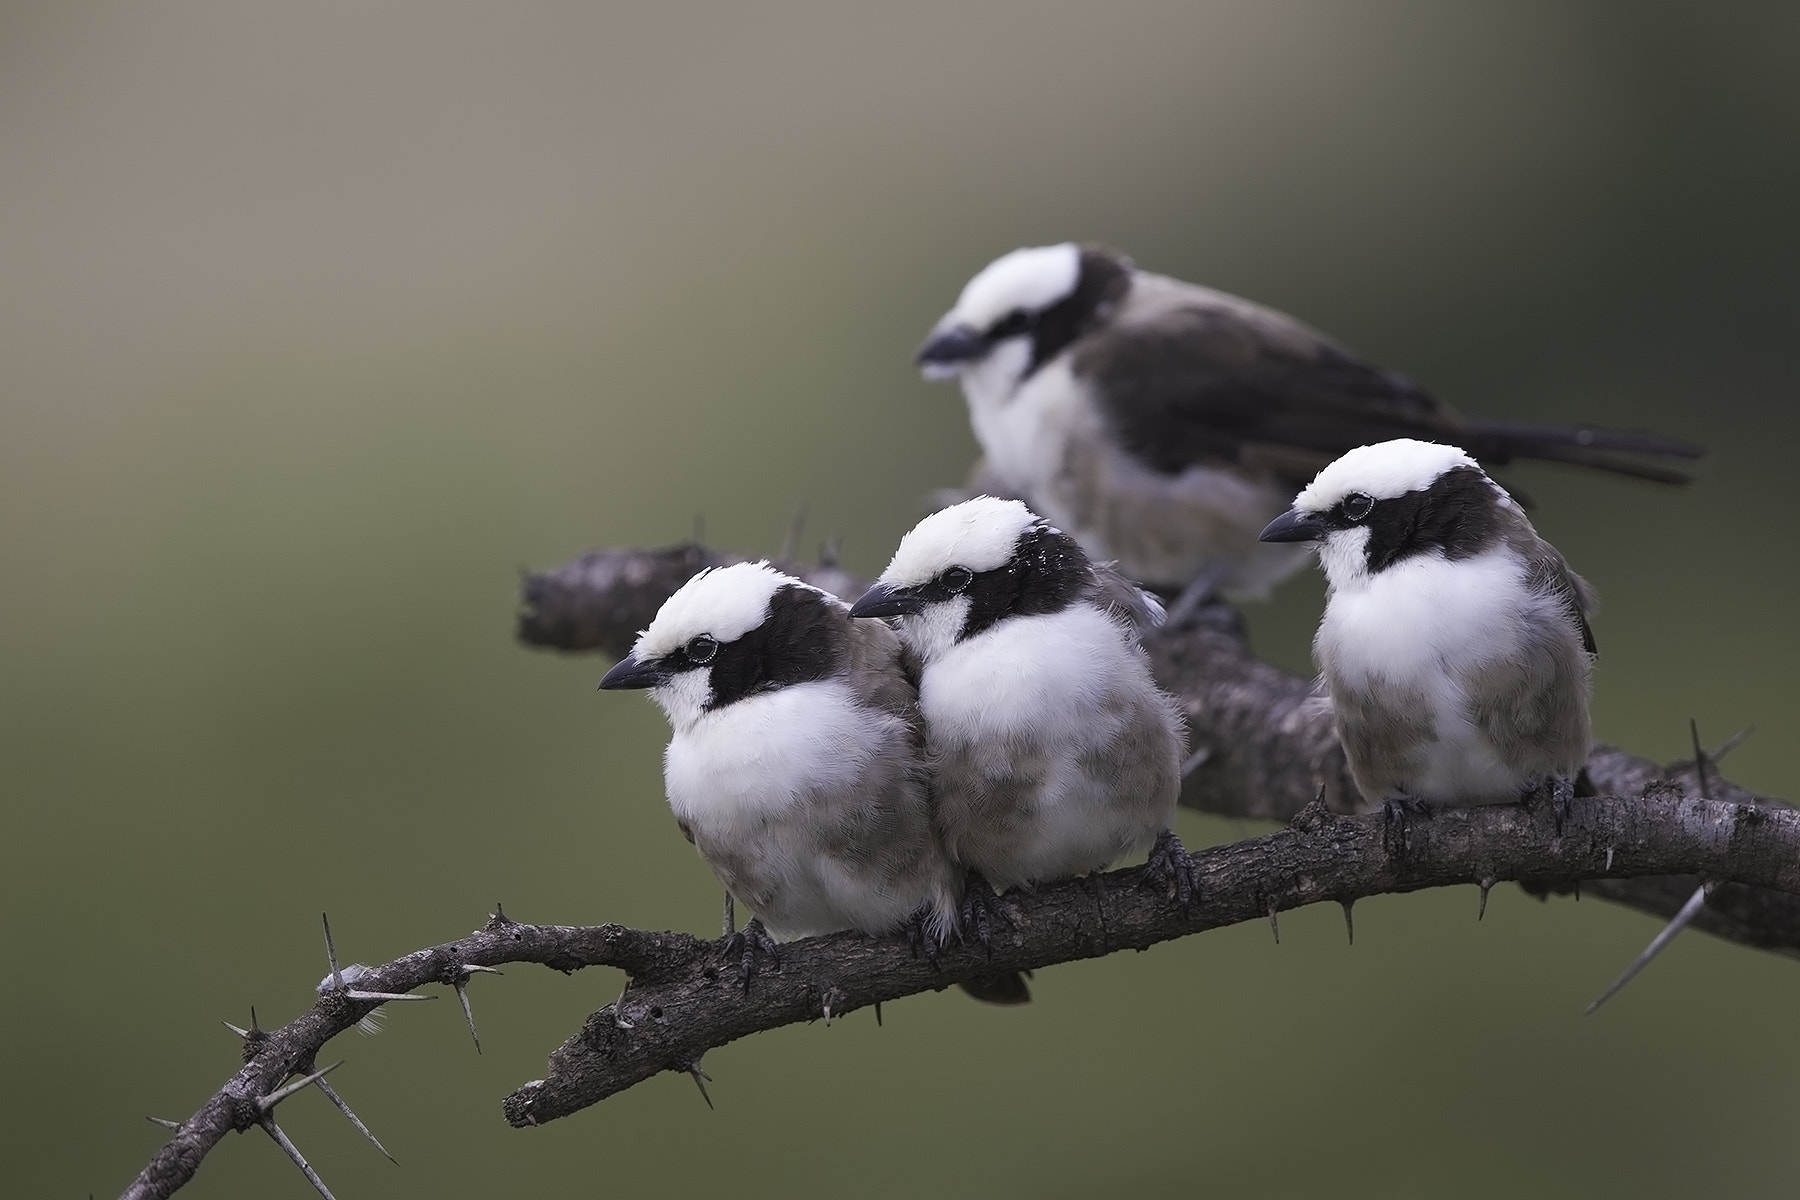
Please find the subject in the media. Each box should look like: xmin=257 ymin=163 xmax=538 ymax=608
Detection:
xmin=121 ymin=541 xmax=1794 ymax=1200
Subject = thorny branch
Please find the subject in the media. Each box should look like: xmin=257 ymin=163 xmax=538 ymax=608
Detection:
xmin=122 ymin=541 xmax=1794 ymax=1200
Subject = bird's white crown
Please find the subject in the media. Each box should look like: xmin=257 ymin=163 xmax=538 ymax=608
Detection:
xmin=633 ymin=561 xmax=824 ymax=660
xmin=1296 ymin=439 xmax=1486 ymax=511
xmin=948 ymin=243 xmax=1082 ymax=332
xmin=881 ymin=497 xmax=1041 ymax=587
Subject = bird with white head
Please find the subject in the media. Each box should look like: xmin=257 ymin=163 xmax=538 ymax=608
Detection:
xmin=918 ymin=242 xmax=1702 ymax=604
xmin=850 ymin=497 xmax=1196 ymax=935
xmin=1260 ymin=438 xmax=1596 ymax=821
xmin=599 ymin=561 xmax=1000 ymax=995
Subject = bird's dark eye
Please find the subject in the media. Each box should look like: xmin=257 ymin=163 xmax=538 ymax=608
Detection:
xmin=685 ymin=634 xmax=718 ymax=664
xmin=1342 ymin=492 xmax=1374 ymax=522
xmin=989 ymin=309 xmax=1037 ymax=340
xmin=940 ymin=566 xmax=974 ymax=594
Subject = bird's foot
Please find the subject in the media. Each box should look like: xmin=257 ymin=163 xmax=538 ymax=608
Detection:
xmin=1138 ymin=829 xmax=1202 ymax=913
xmin=1524 ymin=773 xmax=1576 ymax=834
xmin=721 ymin=918 xmax=780 ymax=995
xmin=1382 ymin=797 xmax=1430 ymax=859
xmin=958 ymin=871 xmax=1014 ymax=958
xmin=903 ymin=906 xmax=944 ymax=969
xmin=1548 ymin=772 xmax=1575 ymax=834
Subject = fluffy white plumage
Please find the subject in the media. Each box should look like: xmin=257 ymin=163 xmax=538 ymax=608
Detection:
xmin=661 ymin=676 xmax=953 ymax=939
xmin=1296 ymin=438 xmax=1484 ymax=508
xmin=605 ymin=562 xmax=958 ymax=943
xmin=632 ymin=561 xmax=800 ymax=663
xmin=1268 ymin=439 xmax=1595 ymax=808
xmin=934 ymin=244 xmax=1081 ymax=350
xmin=862 ymin=498 xmax=1186 ymax=889
xmin=915 ymin=602 xmax=1183 ymax=884
xmin=1317 ymin=548 xmax=1578 ymax=802
xmin=881 ymin=495 xmax=1042 ymax=584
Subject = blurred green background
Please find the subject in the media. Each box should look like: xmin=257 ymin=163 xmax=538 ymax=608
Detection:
xmin=3 ymin=3 xmax=1796 ymax=1197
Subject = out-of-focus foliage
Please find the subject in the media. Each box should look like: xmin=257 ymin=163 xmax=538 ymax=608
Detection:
xmin=2 ymin=4 xmax=1794 ymax=1197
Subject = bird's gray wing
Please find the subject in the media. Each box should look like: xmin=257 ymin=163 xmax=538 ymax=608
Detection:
xmin=1089 ymin=560 xmax=1167 ymax=637
xmin=843 ymin=615 xmax=928 ymax=748
xmin=1517 ymin=529 xmax=1598 ymax=656
xmin=1466 ymin=534 xmax=1596 ymax=772
xmin=1070 ymin=287 xmax=1454 ymax=486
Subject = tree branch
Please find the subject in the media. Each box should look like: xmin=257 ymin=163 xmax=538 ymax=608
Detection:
xmin=121 ymin=540 xmax=1795 ymax=1198
xmin=124 ymin=789 xmax=1800 ymax=1199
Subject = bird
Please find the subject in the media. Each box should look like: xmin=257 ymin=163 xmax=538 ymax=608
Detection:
xmin=1258 ymin=437 xmax=1596 ymax=824
xmin=916 ymin=242 xmax=1702 ymax=604
xmin=597 ymin=561 xmax=1025 ymax=998
xmin=848 ymin=496 xmax=1195 ymax=933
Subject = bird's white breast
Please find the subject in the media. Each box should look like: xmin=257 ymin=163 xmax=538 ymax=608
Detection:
xmin=1320 ymin=549 xmax=1529 ymax=684
xmin=921 ymin=604 xmax=1136 ymax=744
xmin=921 ymin=603 xmax=1179 ymax=882
xmin=1319 ymin=547 xmax=1545 ymax=801
xmin=961 ymin=345 xmax=1090 ymax=501
xmin=663 ymin=680 xmax=886 ymax=831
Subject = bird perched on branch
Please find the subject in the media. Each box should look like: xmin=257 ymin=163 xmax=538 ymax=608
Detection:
xmin=599 ymin=561 xmax=1028 ymax=1001
xmin=850 ymin=497 xmax=1195 ymax=929
xmin=1259 ymin=438 xmax=1596 ymax=822
xmin=916 ymin=242 xmax=1702 ymax=603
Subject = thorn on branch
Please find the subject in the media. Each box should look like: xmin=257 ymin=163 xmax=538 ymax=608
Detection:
xmin=1340 ymin=900 xmax=1355 ymax=946
xmin=1691 ymin=718 xmax=1712 ymax=801
xmin=1477 ymin=877 xmax=1496 ymax=922
xmin=260 ymin=1061 xmax=344 ymax=1113
xmin=778 ymin=505 xmax=807 ymax=562
xmin=260 ymin=1115 xmax=339 ymax=1200
xmin=1712 ymin=725 xmax=1754 ymax=764
xmin=1585 ymin=881 xmax=1713 ymax=1016
xmin=322 ymin=912 xmax=345 ymax=992
xmin=683 ymin=1060 xmax=715 ymax=1110
xmin=448 ymin=964 xmax=503 ymax=1052
xmin=346 ymin=987 xmax=435 ymax=1003
xmin=314 ymin=1075 xmax=397 ymax=1164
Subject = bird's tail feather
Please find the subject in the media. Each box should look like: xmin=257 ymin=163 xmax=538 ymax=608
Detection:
xmin=1462 ymin=418 xmax=1705 ymax=484
xmin=959 ymin=971 xmax=1032 ymax=1006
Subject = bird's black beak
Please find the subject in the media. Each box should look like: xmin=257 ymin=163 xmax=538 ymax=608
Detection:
xmin=916 ymin=321 xmax=988 ymax=378
xmin=848 ymin=582 xmax=926 ymax=619
xmin=1258 ymin=508 xmax=1327 ymax=543
xmin=598 ymin=653 xmax=665 ymax=690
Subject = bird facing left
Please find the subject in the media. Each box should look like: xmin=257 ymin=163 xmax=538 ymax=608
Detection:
xmin=598 ymin=561 xmax=961 ymax=959
xmin=849 ymin=497 xmax=1194 ymax=910
xmin=1259 ymin=438 xmax=1597 ymax=820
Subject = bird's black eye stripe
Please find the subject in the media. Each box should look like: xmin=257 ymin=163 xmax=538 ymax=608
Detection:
xmin=684 ymin=634 xmax=718 ymax=664
xmin=1341 ymin=492 xmax=1374 ymax=522
xmin=989 ymin=309 xmax=1037 ymax=340
xmin=940 ymin=566 xmax=973 ymax=594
